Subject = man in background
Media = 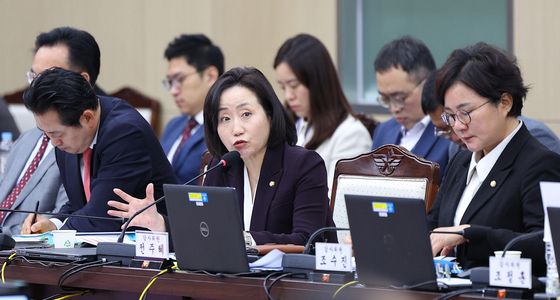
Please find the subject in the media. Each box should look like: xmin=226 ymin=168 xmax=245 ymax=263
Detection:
xmin=372 ymin=36 xmax=450 ymax=176
xmin=160 ymin=34 xmax=223 ymax=183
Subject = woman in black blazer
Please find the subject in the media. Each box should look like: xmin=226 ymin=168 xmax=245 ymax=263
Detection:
xmin=427 ymin=42 xmax=560 ymax=276
xmin=108 ymin=67 xmax=334 ymax=246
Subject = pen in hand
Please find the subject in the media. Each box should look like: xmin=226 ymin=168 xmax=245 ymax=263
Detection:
xmin=31 ymin=201 xmax=39 ymax=226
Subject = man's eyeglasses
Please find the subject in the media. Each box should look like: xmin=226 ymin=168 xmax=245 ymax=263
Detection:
xmin=161 ymin=71 xmax=198 ymax=91
xmin=441 ymin=100 xmax=491 ymax=127
xmin=376 ymin=80 xmax=424 ymax=109
xmin=26 ymin=70 xmax=38 ymax=84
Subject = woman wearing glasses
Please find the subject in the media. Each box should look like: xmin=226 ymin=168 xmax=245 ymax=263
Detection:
xmin=427 ymin=42 xmax=560 ymax=276
xmin=274 ymin=34 xmax=372 ymax=192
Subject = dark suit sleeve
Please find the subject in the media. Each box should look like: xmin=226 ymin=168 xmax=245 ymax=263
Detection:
xmin=462 ymin=151 xmax=560 ymax=273
xmin=250 ymin=151 xmax=330 ymax=245
xmin=62 ymin=127 xmax=156 ymax=231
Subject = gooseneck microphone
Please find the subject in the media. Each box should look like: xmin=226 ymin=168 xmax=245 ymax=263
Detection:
xmin=500 ymin=230 xmax=544 ymax=257
xmin=116 ymin=150 xmax=240 ymax=243
xmin=0 ymin=208 xmax=124 ymax=221
xmin=0 ymin=208 xmax=124 ymax=251
xmin=97 ymin=151 xmax=240 ymax=265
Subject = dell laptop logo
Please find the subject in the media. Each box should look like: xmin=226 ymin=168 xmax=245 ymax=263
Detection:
xmin=199 ymin=221 xmax=210 ymax=237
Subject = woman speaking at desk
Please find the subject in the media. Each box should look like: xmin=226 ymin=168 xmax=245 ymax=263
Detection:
xmin=108 ymin=67 xmax=334 ymax=246
xmin=427 ymin=42 xmax=560 ymax=276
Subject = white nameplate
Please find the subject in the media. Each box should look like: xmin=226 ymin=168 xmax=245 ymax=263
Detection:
xmin=489 ymin=256 xmax=532 ymax=289
xmin=315 ymin=242 xmax=353 ymax=272
xmin=135 ymin=230 xmax=169 ymax=259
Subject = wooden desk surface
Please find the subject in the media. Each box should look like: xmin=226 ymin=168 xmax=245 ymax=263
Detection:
xmin=4 ymin=259 xmax=490 ymax=300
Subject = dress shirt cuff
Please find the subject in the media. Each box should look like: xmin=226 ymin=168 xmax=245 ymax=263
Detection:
xmin=244 ymin=231 xmax=256 ymax=247
xmin=50 ymin=217 xmax=64 ymax=230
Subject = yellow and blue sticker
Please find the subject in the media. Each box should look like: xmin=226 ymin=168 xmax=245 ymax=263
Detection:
xmin=372 ymin=201 xmax=394 ymax=217
xmin=188 ymin=192 xmax=208 ymax=207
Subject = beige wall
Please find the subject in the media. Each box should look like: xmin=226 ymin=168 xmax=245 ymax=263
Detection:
xmin=0 ymin=0 xmax=337 ymax=132
xmin=3 ymin=1 xmax=560 ymax=136
xmin=513 ymin=0 xmax=560 ymax=135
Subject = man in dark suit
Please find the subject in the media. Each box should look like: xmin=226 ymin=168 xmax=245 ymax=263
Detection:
xmin=3 ymin=27 xmax=105 ymax=235
xmin=372 ymin=36 xmax=450 ymax=177
xmin=21 ymin=67 xmax=177 ymax=232
xmin=160 ymin=34 xmax=223 ymax=183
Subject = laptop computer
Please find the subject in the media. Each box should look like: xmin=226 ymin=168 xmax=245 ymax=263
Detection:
xmin=164 ymin=184 xmax=250 ymax=273
xmin=16 ymin=247 xmax=97 ymax=263
xmin=547 ymin=207 xmax=560 ymax=272
xmin=345 ymin=194 xmax=443 ymax=291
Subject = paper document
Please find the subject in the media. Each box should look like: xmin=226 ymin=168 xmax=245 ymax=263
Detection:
xmin=249 ymin=249 xmax=284 ymax=271
xmin=76 ymin=232 xmax=135 ymax=245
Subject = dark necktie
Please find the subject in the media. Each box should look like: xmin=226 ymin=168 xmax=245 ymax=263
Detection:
xmin=0 ymin=135 xmax=50 ymax=223
xmin=173 ymin=118 xmax=198 ymax=162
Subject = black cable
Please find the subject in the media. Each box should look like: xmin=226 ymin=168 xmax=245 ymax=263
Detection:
xmin=58 ymin=259 xmax=120 ymax=291
xmin=501 ymin=230 xmax=544 ymax=256
xmin=263 ymin=271 xmax=283 ymax=300
xmin=264 ymin=272 xmax=302 ymax=300
xmin=187 ymin=269 xmax=265 ymax=278
xmin=435 ymin=288 xmax=484 ymax=300
xmin=389 ymin=279 xmax=445 ymax=290
xmin=303 ymin=227 xmax=350 ymax=254
xmin=42 ymin=290 xmax=91 ymax=300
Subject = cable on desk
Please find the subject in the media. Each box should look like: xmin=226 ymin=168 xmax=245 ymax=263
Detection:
xmin=188 ymin=269 xmax=266 ymax=278
xmin=139 ymin=265 xmax=178 ymax=300
xmin=263 ymin=272 xmax=305 ymax=300
xmin=42 ymin=290 xmax=91 ymax=300
xmin=435 ymin=288 xmax=485 ymax=300
xmin=1 ymin=252 xmax=16 ymax=283
xmin=57 ymin=259 xmax=120 ymax=291
xmin=17 ymin=255 xmax=86 ymax=268
xmin=389 ymin=279 xmax=445 ymax=290
xmin=331 ymin=280 xmax=360 ymax=299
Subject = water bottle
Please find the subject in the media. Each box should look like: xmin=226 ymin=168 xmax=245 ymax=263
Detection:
xmin=546 ymin=241 xmax=560 ymax=295
xmin=0 ymin=131 xmax=14 ymax=176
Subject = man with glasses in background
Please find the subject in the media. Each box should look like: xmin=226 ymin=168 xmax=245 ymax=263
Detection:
xmin=421 ymin=71 xmax=560 ymax=160
xmin=160 ymin=34 xmax=223 ymax=183
xmin=0 ymin=26 xmax=102 ymax=235
xmin=372 ymin=36 xmax=451 ymax=177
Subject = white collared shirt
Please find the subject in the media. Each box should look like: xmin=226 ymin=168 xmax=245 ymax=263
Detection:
xmin=453 ymin=120 xmax=523 ymax=226
xmin=295 ymin=118 xmax=314 ymax=147
xmin=167 ymin=111 xmax=204 ymax=162
xmin=52 ymin=124 xmax=100 ymax=230
xmin=399 ymin=116 xmax=431 ymax=151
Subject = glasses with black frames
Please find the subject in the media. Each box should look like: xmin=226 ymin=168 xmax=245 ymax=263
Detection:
xmin=441 ymin=100 xmax=491 ymax=127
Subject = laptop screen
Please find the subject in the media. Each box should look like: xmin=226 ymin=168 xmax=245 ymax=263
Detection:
xmin=163 ymin=184 xmax=249 ymax=273
xmin=345 ymin=194 xmax=438 ymax=290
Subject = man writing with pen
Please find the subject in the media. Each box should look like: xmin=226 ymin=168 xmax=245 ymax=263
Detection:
xmin=20 ymin=67 xmax=177 ymax=234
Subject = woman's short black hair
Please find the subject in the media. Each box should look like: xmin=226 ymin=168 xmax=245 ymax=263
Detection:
xmin=436 ymin=42 xmax=528 ymax=116
xmin=203 ymin=67 xmax=296 ymax=157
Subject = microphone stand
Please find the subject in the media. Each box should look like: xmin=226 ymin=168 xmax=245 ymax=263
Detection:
xmin=97 ymin=151 xmax=239 ymax=265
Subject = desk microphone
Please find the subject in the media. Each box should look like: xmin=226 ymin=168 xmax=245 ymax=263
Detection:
xmin=97 ymin=151 xmax=240 ymax=265
xmin=500 ymin=230 xmax=544 ymax=257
